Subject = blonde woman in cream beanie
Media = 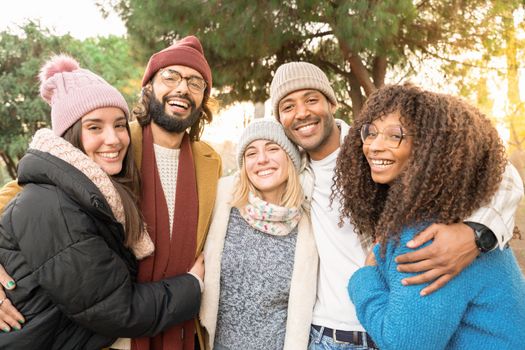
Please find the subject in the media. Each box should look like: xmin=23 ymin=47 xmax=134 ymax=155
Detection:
xmin=200 ymin=119 xmax=318 ymax=350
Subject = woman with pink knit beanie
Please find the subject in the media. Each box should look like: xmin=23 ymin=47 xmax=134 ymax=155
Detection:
xmin=0 ymin=55 xmax=203 ymax=349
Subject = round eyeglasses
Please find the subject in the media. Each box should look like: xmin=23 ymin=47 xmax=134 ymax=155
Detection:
xmin=360 ymin=123 xmax=412 ymax=149
xmin=158 ymin=68 xmax=207 ymax=94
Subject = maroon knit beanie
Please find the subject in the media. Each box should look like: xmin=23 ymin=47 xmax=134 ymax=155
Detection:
xmin=141 ymin=35 xmax=212 ymax=96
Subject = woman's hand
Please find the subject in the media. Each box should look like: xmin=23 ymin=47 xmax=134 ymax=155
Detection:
xmin=189 ymin=253 xmax=205 ymax=282
xmin=0 ymin=265 xmax=25 ymax=332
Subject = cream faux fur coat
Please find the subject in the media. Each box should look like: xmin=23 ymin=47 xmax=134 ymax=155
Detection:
xmin=199 ymin=175 xmax=318 ymax=350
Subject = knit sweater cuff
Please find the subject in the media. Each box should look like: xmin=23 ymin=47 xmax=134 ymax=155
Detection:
xmin=348 ymin=266 xmax=387 ymax=305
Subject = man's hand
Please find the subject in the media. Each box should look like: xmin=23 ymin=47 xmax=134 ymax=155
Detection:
xmin=0 ymin=265 xmax=24 ymax=331
xmin=395 ymin=223 xmax=479 ymax=296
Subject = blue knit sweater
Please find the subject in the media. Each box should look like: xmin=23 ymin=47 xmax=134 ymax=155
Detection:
xmin=348 ymin=225 xmax=525 ymax=350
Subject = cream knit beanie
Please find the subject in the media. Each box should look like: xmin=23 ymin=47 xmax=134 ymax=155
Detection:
xmin=237 ymin=119 xmax=301 ymax=170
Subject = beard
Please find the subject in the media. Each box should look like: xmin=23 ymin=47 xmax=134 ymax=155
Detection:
xmin=148 ymin=92 xmax=202 ymax=133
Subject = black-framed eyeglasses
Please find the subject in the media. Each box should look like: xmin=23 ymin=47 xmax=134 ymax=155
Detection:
xmin=158 ymin=68 xmax=207 ymax=94
xmin=360 ymin=123 xmax=412 ymax=149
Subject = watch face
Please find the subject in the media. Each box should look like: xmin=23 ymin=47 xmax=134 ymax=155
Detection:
xmin=478 ymin=229 xmax=497 ymax=252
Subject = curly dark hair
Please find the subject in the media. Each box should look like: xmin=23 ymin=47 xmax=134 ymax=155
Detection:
xmin=131 ymin=82 xmax=217 ymax=142
xmin=333 ymin=84 xmax=507 ymax=251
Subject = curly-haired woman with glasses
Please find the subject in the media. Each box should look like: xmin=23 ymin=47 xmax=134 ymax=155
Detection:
xmin=333 ymin=83 xmax=525 ymax=349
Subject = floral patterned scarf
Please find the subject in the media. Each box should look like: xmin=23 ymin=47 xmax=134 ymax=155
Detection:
xmin=239 ymin=192 xmax=301 ymax=236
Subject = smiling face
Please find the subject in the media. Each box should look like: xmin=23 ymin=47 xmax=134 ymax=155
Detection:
xmin=363 ymin=112 xmax=412 ymax=185
xmin=244 ymin=140 xmax=290 ymax=204
xmin=149 ymin=64 xmax=205 ymax=133
xmin=81 ymin=107 xmax=130 ymax=175
xmin=278 ymin=89 xmax=340 ymax=160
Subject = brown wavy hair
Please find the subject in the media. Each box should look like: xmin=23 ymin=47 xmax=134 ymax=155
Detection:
xmin=63 ymin=119 xmax=144 ymax=248
xmin=333 ymin=84 xmax=507 ymax=250
xmin=132 ymin=81 xmax=218 ymax=142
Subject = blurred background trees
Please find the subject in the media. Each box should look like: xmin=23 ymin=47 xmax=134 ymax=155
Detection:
xmin=0 ymin=21 xmax=141 ymax=179
xmin=0 ymin=22 xmax=65 ymax=179
xmin=100 ymin=0 xmax=445 ymax=116
xmin=99 ymin=1 xmax=524 ymax=118
xmin=2 ymin=0 xmax=525 ymax=179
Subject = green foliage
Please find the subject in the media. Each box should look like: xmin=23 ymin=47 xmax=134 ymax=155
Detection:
xmin=66 ymin=36 xmax=143 ymax=105
xmin=100 ymin=0 xmax=430 ymax=118
xmin=102 ymin=0 xmax=525 ymax=125
xmin=0 ymin=21 xmax=142 ymax=178
xmin=0 ymin=22 xmax=66 ymax=177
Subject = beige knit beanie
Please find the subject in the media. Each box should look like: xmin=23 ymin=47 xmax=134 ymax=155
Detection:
xmin=270 ymin=61 xmax=337 ymax=119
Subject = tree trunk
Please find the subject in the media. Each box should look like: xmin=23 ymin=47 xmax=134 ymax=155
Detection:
xmin=338 ymin=40 xmax=376 ymax=96
xmin=0 ymin=151 xmax=17 ymax=180
xmin=349 ymin=70 xmax=364 ymax=117
xmin=504 ymin=17 xmax=520 ymax=108
xmin=372 ymin=56 xmax=387 ymax=88
xmin=503 ymin=12 xmax=524 ymax=151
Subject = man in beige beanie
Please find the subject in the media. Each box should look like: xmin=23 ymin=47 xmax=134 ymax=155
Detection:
xmin=270 ymin=61 xmax=523 ymax=350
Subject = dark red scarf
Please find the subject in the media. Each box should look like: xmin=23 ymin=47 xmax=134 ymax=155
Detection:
xmin=132 ymin=124 xmax=198 ymax=350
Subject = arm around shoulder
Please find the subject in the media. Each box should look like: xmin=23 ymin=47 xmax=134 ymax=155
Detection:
xmin=348 ymin=237 xmax=471 ymax=350
xmin=8 ymin=187 xmax=201 ymax=338
xmin=466 ymin=163 xmax=524 ymax=248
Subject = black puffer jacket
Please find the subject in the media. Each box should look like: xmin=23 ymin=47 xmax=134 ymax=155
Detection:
xmin=0 ymin=149 xmax=201 ymax=349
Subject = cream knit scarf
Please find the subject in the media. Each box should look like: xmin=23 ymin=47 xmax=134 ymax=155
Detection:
xmin=30 ymin=128 xmax=154 ymax=259
xmin=239 ymin=192 xmax=301 ymax=236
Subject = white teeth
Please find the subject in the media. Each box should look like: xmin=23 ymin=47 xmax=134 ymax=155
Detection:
xmin=258 ymin=169 xmax=275 ymax=176
xmin=98 ymin=152 xmax=119 ymax=159
xmin=167 ymin=100 xmax=189 ymax=109
xmin=371 ymin=159 xmax=394 ymax=167
xmin=297 ymin=124 xmax=315 ymax=132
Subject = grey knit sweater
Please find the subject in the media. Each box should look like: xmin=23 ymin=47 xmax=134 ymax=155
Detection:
xmin=214 ymin=208 xmax=298 ymax=350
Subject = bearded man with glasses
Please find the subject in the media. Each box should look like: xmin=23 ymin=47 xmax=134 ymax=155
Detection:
xmin=0 ymin=36 xmax=222 ymax=350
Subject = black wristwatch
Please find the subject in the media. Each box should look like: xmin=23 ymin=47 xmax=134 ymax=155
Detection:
xmin=464 ymin=221 xmax=498 ymax=253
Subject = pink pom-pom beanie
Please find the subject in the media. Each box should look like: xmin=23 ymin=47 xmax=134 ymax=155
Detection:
xmin=39 ymin=54 xmax=130 ymax=136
